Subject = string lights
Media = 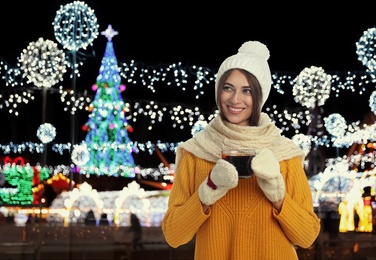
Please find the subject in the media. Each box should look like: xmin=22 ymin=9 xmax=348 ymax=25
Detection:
xmin=1 ymin=0 xmax=376 ymax=207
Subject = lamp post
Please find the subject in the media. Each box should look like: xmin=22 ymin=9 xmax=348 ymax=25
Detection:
xmin=41 ymin=88 xmax=48 ymax=166
xmin=69 ymin=50 xmax=77 ymax=191
xmin=52 ymin=1 xmax=99 ymax=190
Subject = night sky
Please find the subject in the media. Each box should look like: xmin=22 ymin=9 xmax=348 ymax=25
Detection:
xmin=1 ymin=1 xmax=376 ymax=168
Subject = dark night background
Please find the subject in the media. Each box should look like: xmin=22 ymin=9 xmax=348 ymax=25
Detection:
xmin=1 ymin=1 xmax=376 ymax=172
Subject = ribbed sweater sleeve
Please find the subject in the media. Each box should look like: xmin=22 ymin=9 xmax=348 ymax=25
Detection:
xmin=162 ymin=150 xmax=211 ymax=248
xmin=275 ymin=157 xmax=321 ymax=248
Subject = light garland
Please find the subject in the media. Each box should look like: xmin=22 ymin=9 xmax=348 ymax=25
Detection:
xmin=120 ymin=60 xmax=215 ymax=98
xmin=1 ymin=0 xmax=376 ymax=206
xmin=2 ymin=60 xmax=376 ymax=116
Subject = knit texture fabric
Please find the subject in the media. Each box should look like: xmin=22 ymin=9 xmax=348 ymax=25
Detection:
xmin=198 ymin=159 xmax=238 ymax=205
xmin=215 ymin=41 xmax=272 ymax=107
xmin=176 ymin=113 xmax=305 ymax=166
xmin=162 ymin=114 xmax=320 ymax=259
xmin=251 ymin=148 xmax=285 ymax=202
xmin=162 ymin=152 xmax=321 ymax=259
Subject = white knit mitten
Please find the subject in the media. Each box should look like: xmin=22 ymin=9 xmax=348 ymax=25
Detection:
xmin=198 ymin=159 xmax=238 ymax=206
xmin=251 ymin=149 xmax=285 ymax=202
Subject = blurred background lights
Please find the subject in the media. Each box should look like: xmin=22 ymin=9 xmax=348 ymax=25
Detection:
xmin=37 ymin=123 xmax=57 ymax=144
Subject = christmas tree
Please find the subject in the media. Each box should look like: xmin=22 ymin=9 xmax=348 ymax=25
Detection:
xmin=79 ymin=24 xmax=135 ymax=178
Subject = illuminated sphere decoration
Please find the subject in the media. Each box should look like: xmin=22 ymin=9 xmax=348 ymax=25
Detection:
xmin=356 ymin=27 xmax=376 ymax=72
xmin=369 ymin=90 xmax=376 ymax=114
xmin=37 ymin=123 xmax=57 ymax=144
xmin=292 ymin=66 xmax=332 ymax=109
xmin=191 ymin=119 xmax=208 ymax=136
xmin=324 ymin=113 xmax=347 ymax=137
xmin=71 ymin=142 xmax=90 ymax=166
xmin=291 ymin=133 xmax=311 ymax=156
xmin=53 ymin=1 xmax=99 ymax=51
xmin=19 ymin=37 xmax=67 ymax=88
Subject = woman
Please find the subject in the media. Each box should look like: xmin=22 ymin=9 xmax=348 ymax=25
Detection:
xmin=162 ymin=41 xmax=321 ymax=259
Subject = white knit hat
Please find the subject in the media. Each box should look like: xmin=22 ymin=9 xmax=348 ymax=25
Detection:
xmin=215 ymin=41 xmax=272 ymax=107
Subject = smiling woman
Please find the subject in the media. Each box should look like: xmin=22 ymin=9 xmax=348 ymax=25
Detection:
xmin=162 ymin=41 xmax=321 ymax=260
xmin=217 ymin=69 xmax=261 ymax=126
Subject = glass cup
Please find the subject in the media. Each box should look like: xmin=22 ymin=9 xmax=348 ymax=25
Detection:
xmin=221 ymin=149 xmax=255 ymax=178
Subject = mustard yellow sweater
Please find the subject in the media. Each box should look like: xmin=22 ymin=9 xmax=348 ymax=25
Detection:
xmin=162 ymin=150 xmax=321 ymax=260
xmin=163 ymin=115 xmax=321 ymax=259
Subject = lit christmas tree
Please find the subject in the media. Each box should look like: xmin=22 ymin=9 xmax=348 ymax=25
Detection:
xmin=79 ymin=24 xmax=136 ymax=178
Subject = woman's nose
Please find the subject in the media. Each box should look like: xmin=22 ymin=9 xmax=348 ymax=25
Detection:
xmin=230 ymin=90 xmax=241 ymax=102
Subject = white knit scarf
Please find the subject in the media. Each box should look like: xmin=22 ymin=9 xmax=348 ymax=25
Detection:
xmin=176 ymin=113 xmax=305 ymax=166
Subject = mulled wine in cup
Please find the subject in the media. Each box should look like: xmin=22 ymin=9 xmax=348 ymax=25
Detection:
xmin=221 ymin=149 xmax=255 ymax=178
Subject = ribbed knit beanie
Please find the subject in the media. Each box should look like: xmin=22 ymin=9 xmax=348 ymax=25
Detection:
xmin=215 ymin=41 xmax=272 ymax=107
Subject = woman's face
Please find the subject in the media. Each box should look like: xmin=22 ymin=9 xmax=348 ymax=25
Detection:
xmin=218 ymin=69 xmax=253 ymax=126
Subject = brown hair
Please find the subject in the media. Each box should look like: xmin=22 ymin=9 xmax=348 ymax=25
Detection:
xmin=216 ymin=69 xmax=263 ymax=126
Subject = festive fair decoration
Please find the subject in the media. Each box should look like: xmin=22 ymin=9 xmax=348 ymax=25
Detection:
xmin=53 ymin=1 xmax=98 ymax=52
xmin=53 ymin=1 xmax=99 ymax=78
xmin=191 ymin=116 xmax=208 ymax=136
xmin=291 ymin=133 xmax=312 ymax=156
xmin=0 ymin=162 xmax=50 ymax=205
xmin=324 ymin=113 xmax=347 ymax=138
xmin=71 ymin=142 xmax=90 ymax=166
xmin=2 ymin=6 xmax=376 ymax=209
xmin=292 ymin=66 xmax=332 ymax=109
xmin=19 ymin=37 xmax=67 ymax=88
xmin=37 ymin=123 xmax=57 ymax=144
xmin=369 ymin=90 xmax=376 ymax=114
xmin=356 ymin=27 xmax=376 ymax=72
xmin=46 ymin=181 xmax=169 ymax=226
xmin=79 ymin=25 xmax=135 ymax=177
